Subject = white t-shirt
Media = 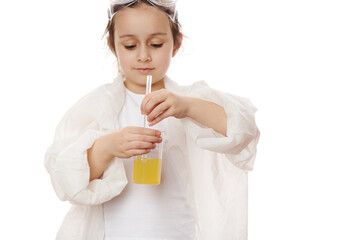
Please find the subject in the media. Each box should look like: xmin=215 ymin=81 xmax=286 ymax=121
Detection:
xmin=103 ymin=87 xmax=195 ymax=240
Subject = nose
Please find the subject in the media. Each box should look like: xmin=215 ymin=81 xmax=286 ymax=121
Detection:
xmin=137 ymin=45 xmax=151 ymax=62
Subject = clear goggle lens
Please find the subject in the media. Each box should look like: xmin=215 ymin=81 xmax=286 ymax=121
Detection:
xmin=108 ymin=0 xmax=177 ymax=22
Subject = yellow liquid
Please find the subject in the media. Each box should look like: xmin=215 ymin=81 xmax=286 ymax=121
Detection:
xmin=133 ymin=158 xmax=162 ymax=185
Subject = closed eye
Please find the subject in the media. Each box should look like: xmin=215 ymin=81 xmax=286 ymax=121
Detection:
xmin=151 ymin=44 xmax=163 ymax=48
xmin=125 ymin=45 xmax=136 ymax=50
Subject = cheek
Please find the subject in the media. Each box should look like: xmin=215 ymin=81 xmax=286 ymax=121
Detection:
xmin=156 ymin=47 xmax=173 ymax=66
xmin=116 ymin=50 xmax=131 ymax=67
xmin=154 ymin=55 xmax=171 ymax=73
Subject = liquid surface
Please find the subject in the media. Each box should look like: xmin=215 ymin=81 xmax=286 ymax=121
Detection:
xmin=133 ymin=158 xmax=162 ymax=185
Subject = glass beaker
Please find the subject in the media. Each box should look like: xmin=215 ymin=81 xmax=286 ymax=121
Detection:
xmin=132 ymin=131 xmax=164 ymax=185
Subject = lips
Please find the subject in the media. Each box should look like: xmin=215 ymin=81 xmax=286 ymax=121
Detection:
xmin=135 ymin=68 xmax=154 ymax=74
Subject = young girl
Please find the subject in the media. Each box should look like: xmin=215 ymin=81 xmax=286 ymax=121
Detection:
xmin=44 ymin=0 xmax=260 ymax=239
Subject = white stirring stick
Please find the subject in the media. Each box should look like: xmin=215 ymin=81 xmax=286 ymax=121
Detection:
xmin=141 ymin=75 xmax=152 ymax=161
xmin=143 ymin=75 xmax=152 ymax=128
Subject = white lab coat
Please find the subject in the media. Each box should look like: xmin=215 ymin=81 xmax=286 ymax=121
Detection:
xmin=44 ymin=75 xmax=260 ymax=240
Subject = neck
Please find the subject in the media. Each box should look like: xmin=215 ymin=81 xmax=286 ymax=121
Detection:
xmin=124 ymin=77 xmax=165 ymax=94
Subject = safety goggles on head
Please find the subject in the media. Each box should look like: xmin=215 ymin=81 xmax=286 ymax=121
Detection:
xmin=108 ymin=0 xmax=177 ymax=22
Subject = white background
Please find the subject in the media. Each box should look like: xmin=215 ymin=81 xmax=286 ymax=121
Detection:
xmin=0 ymin=0 xmax=360 ymax=239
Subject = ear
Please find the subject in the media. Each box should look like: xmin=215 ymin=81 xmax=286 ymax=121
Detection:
xmin=172 ymin=34 xmax=183 ymax=57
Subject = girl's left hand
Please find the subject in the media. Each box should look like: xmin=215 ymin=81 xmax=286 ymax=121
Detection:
xmin=141 ymin=89 xmax=189 ymax=126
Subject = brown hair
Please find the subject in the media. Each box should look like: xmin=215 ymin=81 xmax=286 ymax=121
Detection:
xmin=104 ymin=0 xmax=182 ymax=54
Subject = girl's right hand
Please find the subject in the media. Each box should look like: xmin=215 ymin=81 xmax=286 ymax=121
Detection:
xmin=104 ymin=126 xmax=162 ymax=159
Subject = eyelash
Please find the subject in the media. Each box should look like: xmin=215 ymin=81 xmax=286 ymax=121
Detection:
xmin=125 ymin=45 xmax=136 ymax=50
xmin=151 ymin=44 xmax=163 ymax=48
xmin=124 ymin=44 xmax=163 ymax=50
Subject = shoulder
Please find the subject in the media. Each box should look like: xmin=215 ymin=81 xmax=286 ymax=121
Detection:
xmin=65 ymin=76 xmax=124 ymax=116
xmin=164 ymin=76 xmax=210 ymax=95
xmin=165 ymin=76 xmax=256 ymax=110
xmin=54 ymin=78 xmax=124 ymax=138
xmin=63 ymin=83 xmax=112 ymax=118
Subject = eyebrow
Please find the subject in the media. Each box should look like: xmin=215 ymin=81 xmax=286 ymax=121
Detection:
xmin=118 ymin=32 xmax=167 ymax=39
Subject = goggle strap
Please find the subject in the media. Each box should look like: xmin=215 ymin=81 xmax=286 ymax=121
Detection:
xmin=108 ymin=0 xmax=177 ymax=22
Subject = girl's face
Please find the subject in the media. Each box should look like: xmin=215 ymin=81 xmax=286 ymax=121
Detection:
xmin=112 ymin=4 xmax=180 ymax=93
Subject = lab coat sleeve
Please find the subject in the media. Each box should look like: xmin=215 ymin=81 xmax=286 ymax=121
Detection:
xmin=182 ymin=81 xmax=260 ymax=171
xmin=44 ymin=92 xmax=127 ymax=205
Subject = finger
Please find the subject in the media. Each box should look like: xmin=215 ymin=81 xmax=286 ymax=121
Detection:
xmin=127 ymin=148 xmax=151 ymax=157
xmin=130 ymin=134 xmax=162 ymax=143
xmin=140 ymin=94 xmax=151 ymax=115
xmin=142 ymin=93 xmax=167 ymax=115
xmin=127 ymin=126 xmax=161 ymax=137
xmin=130 ymin=141 xmax=156 ymax=150
xmin=149 ymin=108 xmax=172 ymax=126
xmin=141 ymin=90 xmax=165 ymax=113
xmin=147 ymin=102 xmax=170 ymax=122
xmin=121 ymin=129 xmax=161 ymax=143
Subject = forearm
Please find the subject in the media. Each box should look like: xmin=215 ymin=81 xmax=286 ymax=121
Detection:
xmin=87 ymin=135 xmax=114 ymax=181
xmin=186 ymin=97 xmax=227 ymax=136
